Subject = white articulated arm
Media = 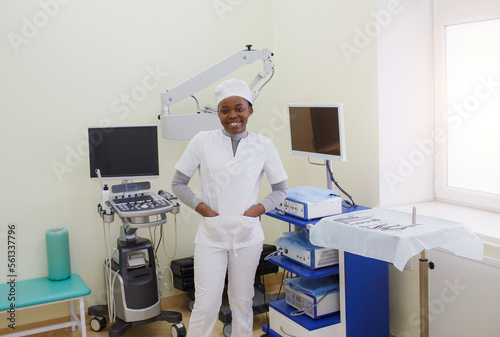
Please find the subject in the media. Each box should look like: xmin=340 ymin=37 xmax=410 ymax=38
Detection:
xmin=161 ymin=46 xmax=274 ymax=108
xmin=159 ymin=45 xmax=275 ymax=140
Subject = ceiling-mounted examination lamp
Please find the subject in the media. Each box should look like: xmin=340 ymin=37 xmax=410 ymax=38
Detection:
xmin=158 ymin=45 xmax=275 ymax=140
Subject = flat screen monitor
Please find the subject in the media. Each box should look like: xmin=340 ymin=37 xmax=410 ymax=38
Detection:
xmin=288 ymin=104 xmax=346 ymax=162
xmin=88 ymin=125 xmax=159 ymax=182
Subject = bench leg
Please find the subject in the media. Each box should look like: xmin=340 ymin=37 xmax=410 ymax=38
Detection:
xmin=69 ymin=297 xmax=87 ymax=337
xmin=70 ymin=301 xmax=76 ymax=332
xmin=80 ymin=297 xmax=87 ymax=337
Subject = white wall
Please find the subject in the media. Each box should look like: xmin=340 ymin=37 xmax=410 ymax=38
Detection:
xmin=272 ymin=0 xmax=380 ymax=208
xmin=0 ymin=0 xmax=275 ymax=325
xmin=376 ymin=1 xmax=434 ymax=336
xmin=377 ymin=0 xmax=434 ymax=207
xmin=0 ymin=0 xmax=383 ymax=326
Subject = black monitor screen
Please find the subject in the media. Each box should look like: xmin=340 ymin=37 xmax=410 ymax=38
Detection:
xmin=88 ymin=125 xmax=159 ymax=180
xmin=289 ymin=104 xmax=346 ymax=162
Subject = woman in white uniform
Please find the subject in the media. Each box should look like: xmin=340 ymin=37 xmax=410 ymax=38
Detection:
xmin=171 ymin=79 xmax=288 ymax=337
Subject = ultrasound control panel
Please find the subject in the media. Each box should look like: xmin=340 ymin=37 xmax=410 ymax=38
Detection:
xmin=110 ymin=192 xmax=174 ymax=218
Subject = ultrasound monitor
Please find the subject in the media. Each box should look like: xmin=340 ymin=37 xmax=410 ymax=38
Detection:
xmin=288 ymin=104 xmax=346 ymax=162
xmin=88 ymin=125 xmax=159 ymax=182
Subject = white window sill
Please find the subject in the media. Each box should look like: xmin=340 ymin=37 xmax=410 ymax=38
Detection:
xmin=387 ymin=201 xmax=500 ymax=248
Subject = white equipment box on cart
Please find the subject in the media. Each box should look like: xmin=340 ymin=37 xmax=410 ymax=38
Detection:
xmin=276 ymin=186 xmax=342 ymax=220
xmin=285 ymin=276 xmax=340 ymax=320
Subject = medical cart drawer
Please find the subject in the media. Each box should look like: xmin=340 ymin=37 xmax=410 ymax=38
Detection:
xmin=270 ymin=307 xmax=341 ymax=337
xmin=269 ymin=300 xmax=341 ymax=337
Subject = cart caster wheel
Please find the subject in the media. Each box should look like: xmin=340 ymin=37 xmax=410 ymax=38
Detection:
xmin=223 ymin=323 xmax=232 ymax=337
xmin=188 ymin=299 xmax=194 ymax=312
xmin=90 ymin=315 xmax=107 ymax=332
xmin=171 ymin=323 xmax=186 ymax=337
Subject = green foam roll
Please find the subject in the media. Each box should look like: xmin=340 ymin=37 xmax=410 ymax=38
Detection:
xmin=46 ymin=228 xmax=71 ymax=281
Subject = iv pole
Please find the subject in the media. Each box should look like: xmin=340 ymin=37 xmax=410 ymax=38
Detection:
xmin=419 ymin=249 xmax=434 ymax=337
xmin=419 ymin=251 xmax=430 ymax=337
xmin=415 ymin=206 xmax=433 ymax=337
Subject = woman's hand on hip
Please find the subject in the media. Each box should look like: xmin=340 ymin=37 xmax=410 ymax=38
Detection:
xmin=195 ymin=202 xmax=218 ymax=217
xmin=243 ymin=204 xmax=265 ymax=218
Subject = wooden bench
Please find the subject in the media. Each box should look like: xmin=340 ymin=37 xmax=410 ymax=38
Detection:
xmin=0 ymin=273 xmax=91 ymax=337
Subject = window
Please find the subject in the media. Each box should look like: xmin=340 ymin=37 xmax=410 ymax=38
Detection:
xmin=434 ymin=15 xmax=500 ymax=212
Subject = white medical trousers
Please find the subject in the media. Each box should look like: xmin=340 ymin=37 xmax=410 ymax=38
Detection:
xmin=187 ymin=241 xmax=263 ymax=337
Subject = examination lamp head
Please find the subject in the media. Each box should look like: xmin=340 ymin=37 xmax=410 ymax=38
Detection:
xmin=215 ymin=79 xmax=253 ymax=107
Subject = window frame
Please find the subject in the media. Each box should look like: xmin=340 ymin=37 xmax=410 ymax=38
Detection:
xmin=433 ymin=12 xmax=500 ymax=212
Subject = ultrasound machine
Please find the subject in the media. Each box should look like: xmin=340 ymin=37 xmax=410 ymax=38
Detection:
xmin=87 ymin=125 xmax=186 ymax=337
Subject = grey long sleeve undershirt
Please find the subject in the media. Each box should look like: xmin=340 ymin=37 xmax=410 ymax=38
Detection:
xmin=171 ymin=130 xmax=287 ymax=213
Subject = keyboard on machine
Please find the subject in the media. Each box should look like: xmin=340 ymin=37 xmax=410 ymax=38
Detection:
xmin=110 ymin=192 xmax=173 ymax=218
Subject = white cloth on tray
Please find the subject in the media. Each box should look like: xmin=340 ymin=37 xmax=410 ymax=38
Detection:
xmin=309 ymin=208 xmax=483 ymax=271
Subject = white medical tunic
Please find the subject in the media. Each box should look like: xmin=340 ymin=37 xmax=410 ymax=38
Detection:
xmin=175 ymin=129 xmax=288 ymax=251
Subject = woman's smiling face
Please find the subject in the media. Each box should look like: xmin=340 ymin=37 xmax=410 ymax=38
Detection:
xmin=218 ymin=96 xmax=253 ymax=134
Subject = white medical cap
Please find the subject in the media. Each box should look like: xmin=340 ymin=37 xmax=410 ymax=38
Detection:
xmin=214 ymin=79 xmax=253 ymax=107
